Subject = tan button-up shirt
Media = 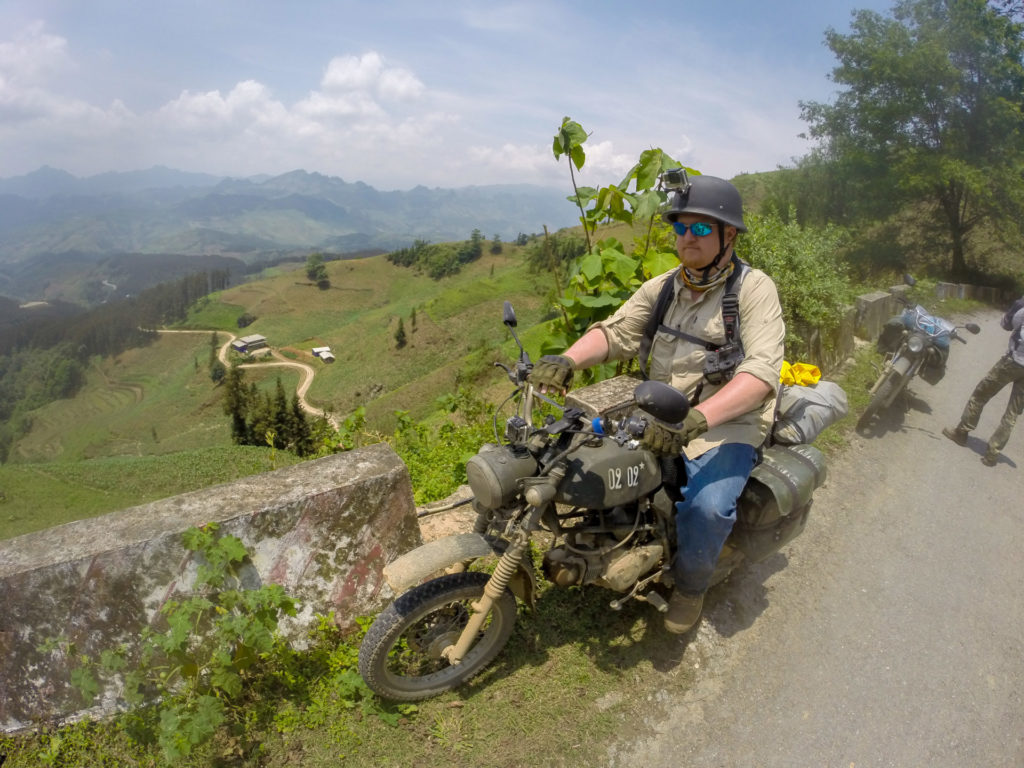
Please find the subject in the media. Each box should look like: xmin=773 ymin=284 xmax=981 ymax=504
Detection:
xmin=593 ymin=266 xmax=785 ymax=459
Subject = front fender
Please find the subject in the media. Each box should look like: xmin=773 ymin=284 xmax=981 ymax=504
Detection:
xmin=891 ymin=353 xmax=919 ymax=378
xmin=382 ymin=533 xmax=537 ymax=607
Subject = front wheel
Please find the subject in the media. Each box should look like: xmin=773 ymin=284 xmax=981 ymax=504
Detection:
xmin=858 ymin=371 xmax=901 ymax=428
xmin=358 ymin=571 xmax=518 ymax=701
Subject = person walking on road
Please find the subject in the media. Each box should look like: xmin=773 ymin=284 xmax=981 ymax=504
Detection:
xmin=943 ymin=296 xmax=1024 ymax=466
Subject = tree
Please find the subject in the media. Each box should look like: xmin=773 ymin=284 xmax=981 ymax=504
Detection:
xmin=209 ymin=360 xmax=226 ymax=385
xmin=800 ymin=0 xmax=1024 ymax=279
xmin=207 ymin=331 xmax=220 ymax=373
xmin=490 ymin=233 xmax=503 ymax=254
xmin=455 ymin=230 xmax=484 ymax=266
xmin=305 ymin=253 xmax=330 ymax=288
xmin=272 ymin=378 xmax=294 ymax=449
xmin=289 ymin=395 xmax=314 ymax=456
xmin=395 ymin=318 xmax=407 ymax=349
xmin=221 ymin=366 xmax=249 ymax=443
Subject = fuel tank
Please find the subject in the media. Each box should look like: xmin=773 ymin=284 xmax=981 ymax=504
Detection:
xmin=555 ymin=440 xmax=661 ymax=508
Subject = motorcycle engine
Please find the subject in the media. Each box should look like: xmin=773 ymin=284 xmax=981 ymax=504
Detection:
xmin=543 ymin=521 xmax=664 ymax=593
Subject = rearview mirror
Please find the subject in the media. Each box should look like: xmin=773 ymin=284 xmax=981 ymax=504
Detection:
xmin=503 ymin=301 xmax=517 ymax=328
xmin=965 ymin=323 xmax=981 ymax=335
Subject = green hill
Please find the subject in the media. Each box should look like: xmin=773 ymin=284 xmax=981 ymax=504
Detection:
xmin=0 ymin=243 xmax=559 ymax=539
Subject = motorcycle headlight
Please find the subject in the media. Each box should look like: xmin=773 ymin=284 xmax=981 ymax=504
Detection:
xmin=907 ymin=334 xmax=925 ymax=354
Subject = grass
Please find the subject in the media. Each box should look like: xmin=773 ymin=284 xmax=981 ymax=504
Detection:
xmin=0 ymin=576 xmax=689 ymax=768
xmin=183 ymin=247 xmax=552 ymax=429
xmin=12 ymin=332 xmax=231 ymax=463
xmin=1 ymin=248 xmax=551 ymax=539
xmin=0 ymin=446 xmax=302 ymax=540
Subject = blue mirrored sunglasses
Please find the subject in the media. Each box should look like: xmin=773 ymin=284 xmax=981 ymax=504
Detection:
xmin=672 ymin=220 xmax=714 ymax=237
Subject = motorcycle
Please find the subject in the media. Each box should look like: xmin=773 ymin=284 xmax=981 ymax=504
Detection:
xmin=358 ymin=302 xmax=828 ymax=701
xmin=857 ymin=275 xmax=980 ymax=430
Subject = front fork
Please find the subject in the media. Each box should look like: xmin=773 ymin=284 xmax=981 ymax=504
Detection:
xmin=442 ymin=481 xmax=553 ymax=665
xmin=441 ymin=535 xmax=530 ymax=664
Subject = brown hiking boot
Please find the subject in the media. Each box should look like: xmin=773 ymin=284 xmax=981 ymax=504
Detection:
xmin=942 ymin=426 xmax=969 ymax=446
xmin=981 ymin=449 xmax=999 ymax=467
xmin=664 ymin=590 xmax=704 ymax=634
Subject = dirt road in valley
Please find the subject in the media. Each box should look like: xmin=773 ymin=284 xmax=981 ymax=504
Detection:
xmin=607 ymin=306 xmax=1024 ymax=768
xmin=156 ymin=329 xmax=338 ymax=429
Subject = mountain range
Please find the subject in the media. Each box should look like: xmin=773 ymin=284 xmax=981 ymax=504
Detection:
xmin=0 ymin=166 xmax=579 ymax=304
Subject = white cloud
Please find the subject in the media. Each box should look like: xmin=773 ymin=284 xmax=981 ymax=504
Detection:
xmin=377 ymin=67 xmax=425 ymax=101
xmin=468 ymin=142 xmax=560 ymax=183
xmin=0 ymin=6 xmax=846 ymax=189
xmin=320 ymin=52 xmax=423 ymax=101
xmin=0 ymin=27 xmax=452 ymax=184
xmin=0 ymin=21 xmax=70 ymax=85
xmin=296 ymin=90 xmax=383 ymax=120
xmin=0 ymin=22 xmax=78 ymax=124
xmin=576 ymin=140 xmax=639 ymax=184
xmin=158 ymin=80 xmax=277 ymax=132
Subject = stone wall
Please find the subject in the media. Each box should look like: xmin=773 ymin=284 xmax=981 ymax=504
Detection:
xmin=935 ymin=281 xmax=1012 ymax=303
xmin=0 ymin=443 xmax=420 ymax=732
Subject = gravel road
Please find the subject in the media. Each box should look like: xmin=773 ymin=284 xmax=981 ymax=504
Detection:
xmin=607 ymin=306 xmax=1024 ymax=768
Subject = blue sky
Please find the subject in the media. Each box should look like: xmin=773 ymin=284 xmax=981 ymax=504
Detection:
xmin=0 ymin=0 xmax=895 ymax=191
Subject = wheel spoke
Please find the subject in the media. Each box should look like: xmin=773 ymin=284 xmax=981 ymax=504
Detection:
xmin=358 ymin=571 xmax=518 ymax=701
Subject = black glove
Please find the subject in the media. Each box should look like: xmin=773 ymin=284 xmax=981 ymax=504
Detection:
xmin=641 ymin=410 xmax=708 ymax=456
xmin=529 ymin=354 xmax=576 ymax=392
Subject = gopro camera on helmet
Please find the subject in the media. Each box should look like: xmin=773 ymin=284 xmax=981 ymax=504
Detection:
xmin=661 ymin=168 xmax=691 ymax=193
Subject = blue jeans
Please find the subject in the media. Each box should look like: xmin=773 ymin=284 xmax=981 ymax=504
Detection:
xmin=673 ymin=443 xmax=757 ymax=594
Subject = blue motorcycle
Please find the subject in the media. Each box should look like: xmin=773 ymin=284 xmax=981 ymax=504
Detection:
xmin=858 ymin=276 xmax=980 ymax=429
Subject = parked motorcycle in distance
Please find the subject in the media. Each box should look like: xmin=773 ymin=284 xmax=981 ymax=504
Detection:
xmin=358 ymin=301 xmax=828 ymax=702
xmin=857 ymin=275 xmax=980 ymax=431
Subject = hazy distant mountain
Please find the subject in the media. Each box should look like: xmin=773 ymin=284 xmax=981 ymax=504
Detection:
xmin=0 ymin=166 xmax=576 ymax=262
xmin=0 ymin=166 xmax=579 ymax=304
xmin=0 ymin=165 xmax=223 ymax=199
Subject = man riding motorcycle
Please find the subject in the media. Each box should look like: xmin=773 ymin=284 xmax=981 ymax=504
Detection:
xmin=529 ymin=174 xmax=785 ymax=633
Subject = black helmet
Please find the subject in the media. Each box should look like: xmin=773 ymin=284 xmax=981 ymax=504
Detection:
xmin=661 ymin=175 xmax=747 ymax=232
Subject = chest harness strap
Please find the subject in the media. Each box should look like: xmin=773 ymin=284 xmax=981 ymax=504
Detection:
xmin=638 ymin=256 xmax=750 ymax=403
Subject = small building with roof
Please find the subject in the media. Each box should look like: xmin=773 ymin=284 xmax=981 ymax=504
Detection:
xmin=231 ymin=334 xmax=268 ymax=354
xmin=312 ymin=346 xmax=335 ymax=363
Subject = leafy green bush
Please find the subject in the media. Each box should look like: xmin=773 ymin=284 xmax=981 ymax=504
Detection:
xmin=543 ymin=117 xmax=857 ymax=368
xmin=737 ymin=208 xmax=855 ymax=359
xmin=389 ymin=398 xmax=492 ymax=504
xmin=67 ymin=523 xmax=298 ymax=762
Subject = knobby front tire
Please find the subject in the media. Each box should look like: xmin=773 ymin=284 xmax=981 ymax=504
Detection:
xmin=858 ymin=371 xmax=900 ymax=428
xmin=358 ymin=571 xmax=518 ymax=702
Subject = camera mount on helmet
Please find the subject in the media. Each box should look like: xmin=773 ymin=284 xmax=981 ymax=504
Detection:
xmin=661 ymin=167 xmax=691 ymax=195
xmin=659 ymin=174 xmax=747 ymax=233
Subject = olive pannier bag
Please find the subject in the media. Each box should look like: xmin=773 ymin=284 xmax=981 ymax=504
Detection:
xmin=732 ymin=442 xmax=827 ymax=563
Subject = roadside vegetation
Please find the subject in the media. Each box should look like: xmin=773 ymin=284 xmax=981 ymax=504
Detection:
xmin=2 ymin=1 xmax=1023 ymax=764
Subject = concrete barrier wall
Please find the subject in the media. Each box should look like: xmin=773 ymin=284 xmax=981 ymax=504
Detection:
xmin=935 ymin=281 xmax=1012 ymax=303
xmin=0 ymin=443 xmax=420 ymax=732
xmin=793 ymin=305 xmax=858 ymax=373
